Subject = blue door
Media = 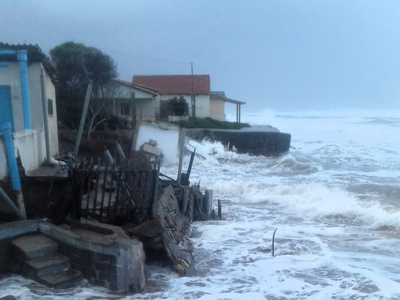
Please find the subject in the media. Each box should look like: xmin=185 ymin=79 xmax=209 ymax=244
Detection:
xmin=0 ymin=85 xmax=14 ymax=132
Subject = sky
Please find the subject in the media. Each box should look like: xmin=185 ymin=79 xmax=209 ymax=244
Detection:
xmin=1 ymin=0 xmax=400 ymax=113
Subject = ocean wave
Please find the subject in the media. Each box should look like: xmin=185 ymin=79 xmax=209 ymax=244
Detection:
xmin=269 ymin=153 xmax=319 ymax=175
xmin=201 ymin=179 xmax=400 ymax=230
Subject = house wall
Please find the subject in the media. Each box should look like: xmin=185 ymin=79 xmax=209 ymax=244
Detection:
xmin=99 ymin=84 xmax=155 ymax=122
xmin=27 ymin=64 xmax=59 ymax=160
xmin=158 ymin=94 xmax=210 ymax=119
xmin=0 ymin=62 xmax=23 ymax=131
xmin=13 ymin=130 xmax=39 ymax=173
xmin=210 ymin=99 xmax=226 ymax=121
xmin=0 ymin=60 xmax=59 ymax=179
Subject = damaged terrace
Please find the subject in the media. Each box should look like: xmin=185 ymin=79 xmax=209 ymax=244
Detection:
xmin=0 ymin=123 xmax=221 ymax=293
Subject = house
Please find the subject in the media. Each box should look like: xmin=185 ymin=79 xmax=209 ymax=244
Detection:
xmin=209 ymin=91 xmax=246 ymax=122
xmin=0 ymin=43 xmax=58 ymax=179
xmin=132 ymin=75 xmax=210 ymax=120
xmin=132 ymin=75 xmax=245 ymax=122
xmin=96 ymin=79 xmax=158 ymax=126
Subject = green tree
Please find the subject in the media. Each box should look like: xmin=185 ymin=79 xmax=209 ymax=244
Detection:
xmin=168 ymin=96 xmax=189 ymax=116
xmin=50 ymin=42 xmax=117 ymax=129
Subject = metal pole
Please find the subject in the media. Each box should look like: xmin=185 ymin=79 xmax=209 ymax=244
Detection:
xmin=151 ymin=160 xmax=161 ymax=217
xmin=0 ymin=186 xmax=25 ymax=220
xmin=40 ymin=69 xmax=51 ymax=163
xmin=191 ymin=62 xmax=195 ymax=118
xmin=1 ymin=122 xmax=26 ymax=218
xmin=74 ymin=82 xmax=93 ymax=156
xmin=17 ymin=50 xmax=32 ymax=130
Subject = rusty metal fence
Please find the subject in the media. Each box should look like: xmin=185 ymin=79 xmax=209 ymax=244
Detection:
xmin=50 ymin=151 xmax=159 ymax=225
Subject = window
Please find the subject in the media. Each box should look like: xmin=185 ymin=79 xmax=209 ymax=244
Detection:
xmin=48 ymin=99 xmax=53 ymax=116
xmin=120 ymin=103 xmax=130 ymax=116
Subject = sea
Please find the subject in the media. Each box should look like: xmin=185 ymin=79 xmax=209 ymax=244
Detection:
xmin=1 ymin=109 xmax=400 ymax=300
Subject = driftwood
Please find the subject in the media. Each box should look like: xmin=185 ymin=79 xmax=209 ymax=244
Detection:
xmin=127 ymin=184 xmax=195 ymax=276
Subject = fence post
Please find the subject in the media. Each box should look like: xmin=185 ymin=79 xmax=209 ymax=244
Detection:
xmin=1 ymin=122 xmax=26 ymax=218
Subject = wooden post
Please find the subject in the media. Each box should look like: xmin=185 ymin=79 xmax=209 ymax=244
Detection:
xmin=218 ymin=199 xmax=222 ymax=220
xmin=181 ymin=186 xmax=189 ymax=215
xmin=177 ymin=128 xmax=186 ymax=185
xmin=203 ymin=189 xmax=213 ymax=216
xmin=187 ymin=187 xmax=194 ymax=223
xmin=74 ymin=82 xmax=93 ymax=156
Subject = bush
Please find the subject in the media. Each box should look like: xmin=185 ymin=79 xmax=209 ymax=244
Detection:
xmin=168 ymin=97 xmax=189 ymax=116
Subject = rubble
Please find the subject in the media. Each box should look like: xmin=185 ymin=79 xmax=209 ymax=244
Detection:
xmin=1 ymin=132 xmax=218 ymax=292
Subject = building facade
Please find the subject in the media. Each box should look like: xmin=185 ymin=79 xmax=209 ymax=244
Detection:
xmin=0 ymin=43 xmax=58 ymax=179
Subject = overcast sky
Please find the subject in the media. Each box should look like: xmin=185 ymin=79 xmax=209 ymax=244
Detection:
xmin=1 ymin=0 xmax=400 ymax=113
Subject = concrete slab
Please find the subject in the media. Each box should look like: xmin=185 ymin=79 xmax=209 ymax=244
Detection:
xmin=26 ymin=253 xmax=70 ymax=277
xmin=0 ymin=220 xmax=39 ymax=240
xmin=39 ymin=269 xmax=83 ymax=289
xmin=11 ymin=234 xmax=58 ymax=260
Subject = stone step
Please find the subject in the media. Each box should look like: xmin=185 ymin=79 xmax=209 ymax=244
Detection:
xmin=25 ymin=253 xmax=70 ymax=277
xmin=38 ymin=269 xmax=84 ymax=289
xmin=11 ymin=234 xmax=58 ymax=260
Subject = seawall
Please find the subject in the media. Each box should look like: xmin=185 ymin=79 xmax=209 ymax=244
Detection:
xmin=186 ymin=128 xmax=291 ymax=156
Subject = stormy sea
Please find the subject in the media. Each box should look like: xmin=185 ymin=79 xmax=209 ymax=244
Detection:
xmin=1 ymin=110 xmax=400 ymax=300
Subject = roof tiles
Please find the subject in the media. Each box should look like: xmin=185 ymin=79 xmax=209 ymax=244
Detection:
xmin=132 ymin=75 xmax=210 ymax=95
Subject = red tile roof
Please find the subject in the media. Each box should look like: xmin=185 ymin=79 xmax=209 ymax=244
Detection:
xmin=132 ymin=75 xmax=210 ymax=95
xmin=111 ymin=79 xmax=158 ymax=95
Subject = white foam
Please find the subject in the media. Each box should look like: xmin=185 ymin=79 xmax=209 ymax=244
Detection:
xmin=3 ymin=110 xmax=400 ymax=299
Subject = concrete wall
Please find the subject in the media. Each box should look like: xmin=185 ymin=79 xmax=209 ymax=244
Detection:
xmin=12 ymin=130 xmax=39 ymax=174
xmin=0 ymin=220 xmax=146 ymax=292
xmin=0 ymin=129 xmax=40 ymax=179
xmin=186 ymin=128 xmax=292 ymax=157
xmin=209 ymin=99 xmax=226 ymax=121
xmin=39 ymin=222 xmax=146 ymax=292
xmin=158 ymin=94 xmax=210 ymax=119
xmin=134 ymin=122 xmax=180 ymax=163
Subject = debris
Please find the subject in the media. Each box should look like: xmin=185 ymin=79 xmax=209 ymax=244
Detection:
xmin=272 ymin=228 xmax=278 ymax=257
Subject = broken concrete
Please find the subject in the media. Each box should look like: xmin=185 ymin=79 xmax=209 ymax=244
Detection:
xmin=0 ymin=220 xmax=146 ymax=292
xmin=40 ymin=221 xmax=146 ymax=292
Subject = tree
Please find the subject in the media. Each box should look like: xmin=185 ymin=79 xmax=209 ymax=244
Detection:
xmin=168 ymin=97 xmax=189 ymax=116
xmin=50 ymin=42 xmax=117 ymax=129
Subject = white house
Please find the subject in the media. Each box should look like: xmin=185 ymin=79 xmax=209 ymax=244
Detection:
xmin=0 ymin=43 xmax=58 ymax=179
xmin=132 ymin=75 xmax=245 ymax=122
xmin=97 ymin=79 xmax=158 ymax=125
xmin=132 ymin=75 xmax=211 ymax=120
